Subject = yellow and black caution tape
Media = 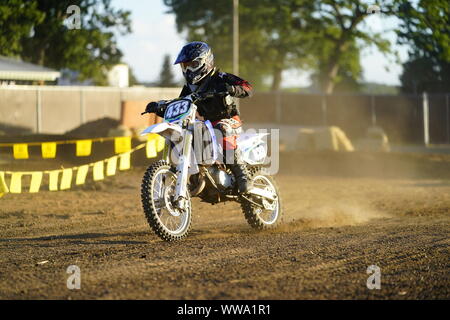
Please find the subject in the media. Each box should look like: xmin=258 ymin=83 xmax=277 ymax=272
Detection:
xmin=0 ymin=134 xmax=164 ymax=160
xmin=0 ymin=135 xmax=165 ymax=197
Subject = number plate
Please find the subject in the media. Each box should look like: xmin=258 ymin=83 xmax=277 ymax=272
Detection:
xmin=164 ymin=100 xmax=191 ymax=121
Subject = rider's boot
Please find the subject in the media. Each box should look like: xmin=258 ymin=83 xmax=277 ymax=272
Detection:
xmin=229 ymin=163 xmax=253 ymax=193
xmin=228 ymin=149 xmax=253 ymax=194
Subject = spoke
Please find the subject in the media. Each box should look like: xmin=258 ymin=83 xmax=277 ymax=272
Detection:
xmin=251 ymin=176 xmax=279 ymax=224
xmin=164 ymin=214 xmax=172 ymax=230
xmin=253 ymin=181 xmax=267 ymax=187
xmin=170 ymin=216 xmax=180 ymax=231
xmin=153 ymin=199 xmax=164 ymax=210
xmin=171 ymin=217 xmax=177 ymax=231
xmin=151 ymin=168 xmax=189 ymax=233
xmin=154 ymin=178 xmax=162 ymax=197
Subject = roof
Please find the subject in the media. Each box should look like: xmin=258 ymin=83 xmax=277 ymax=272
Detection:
xmin=0 ymin=56 xmax=60 ymax=81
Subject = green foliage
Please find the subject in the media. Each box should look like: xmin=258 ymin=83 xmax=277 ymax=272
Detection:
xmin=128 ymin=67 xmax=140 ymax=86
xmin=157 ymin=54 xmax=178 ymax=87
xmin=164 ymin=0 xmax=395 ymax=93
xmin=164 ymin=0 xmax=315 ymax=91
xmin=397 ymin=0 xmax=450 ymax=93
xmin=0 ymin=0 xmax=44 ymax=56
xmin=307 ymin=0 xmax=395 ymax=93
xmin=0 ymin=0 xmax=131 ymax=85
xmin=400 ymin=57 xmax=449 ymax=94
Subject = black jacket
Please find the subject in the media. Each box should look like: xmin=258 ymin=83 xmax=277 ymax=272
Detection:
xmin=174 ymin=70 xmax=253 ymax=122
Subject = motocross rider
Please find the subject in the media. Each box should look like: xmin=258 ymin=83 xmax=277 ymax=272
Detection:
xmin=145 ymin=41 xmax=253 ymax=193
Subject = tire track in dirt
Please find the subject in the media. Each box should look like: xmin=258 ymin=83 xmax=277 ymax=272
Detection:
xmin=1 ymin=165 xmax=449 ymax=299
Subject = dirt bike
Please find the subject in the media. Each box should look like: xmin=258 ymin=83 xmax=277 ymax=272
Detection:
xmin=140 ymin=91 xmax=283 ymax=241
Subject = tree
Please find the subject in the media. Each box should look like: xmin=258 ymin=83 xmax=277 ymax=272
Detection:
xmin=311 ymin=40 xmax=363 ymax=93
xmin=396 ymin=0 xmax=450 ymax=93
xmin=1 ymin=0 xmax=132 ymax=85
xmin=164 ymin=0 xmax=314 ymax=91
xmin=128 ymin=67 xmax=140 ymax=86
xmin=239 ymin=0 xmax=316 ymax=91
xmin=164 ymin=0 xmax=394 ymax=93
xmin=308 ymin=0 xmax=393 ymax=93
xmin=157 ymin=54 xmax=178 ymax=87
xmin=400 ymin=57 xmax=450 ymax=94
xmin=0 ymin=0 xmax=44 ymax=56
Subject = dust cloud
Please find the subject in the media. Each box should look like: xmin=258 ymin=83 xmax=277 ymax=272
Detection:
xmin=282 ymin=202 xmax=390 ymax=231
xmin=274 ymin=151 xmax=450 ymax=232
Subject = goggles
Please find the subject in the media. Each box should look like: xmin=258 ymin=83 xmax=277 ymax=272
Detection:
xmin=180 ymin=59 xmax=202 ymax=72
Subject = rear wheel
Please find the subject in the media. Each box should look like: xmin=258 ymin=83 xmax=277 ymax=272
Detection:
xmin=141 ymin=160 xmax=192 ymax=241
xmin=242 ymin=169 xmax=283 ymax=230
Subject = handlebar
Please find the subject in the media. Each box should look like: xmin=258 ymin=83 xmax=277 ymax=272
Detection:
xmin=141 ymin=91 xmax=229 ymax=116
xmin=191 ymin=91 xmax=228 ymax=102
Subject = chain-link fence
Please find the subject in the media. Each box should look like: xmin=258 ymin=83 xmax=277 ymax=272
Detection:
xmin=240 ymin=92 xmax=450 ymax=144
xmin=1 ymin=86 xmax=449 ymax=144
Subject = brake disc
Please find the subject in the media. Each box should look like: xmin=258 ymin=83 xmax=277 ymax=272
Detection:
xmin=164 ymin=187 xmax=181 ymax=217
xmin=262 ymin=198 xmax=277 ymax=211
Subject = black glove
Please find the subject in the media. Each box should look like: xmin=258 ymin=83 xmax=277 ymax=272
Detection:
xmin=225 ymin=83 xmax=236 ymax=96
xmin=216 ymin=83 xmax=235 ymax=96
xmin=224 ymin=83 xmax=235 ymax=95
xmin=145 ymin=101 xmax=159 ymax=114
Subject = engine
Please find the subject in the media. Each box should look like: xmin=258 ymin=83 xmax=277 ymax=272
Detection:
xmin=208 ymin=167 xmax=234 ymax=189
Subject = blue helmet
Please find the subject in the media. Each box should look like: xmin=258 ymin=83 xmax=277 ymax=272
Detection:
xmin=174 ymin=41 xmax=214 ymax=84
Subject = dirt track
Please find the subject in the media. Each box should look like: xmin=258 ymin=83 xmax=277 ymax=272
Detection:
xmin=0 ymin=151 xmax=449 ymax=299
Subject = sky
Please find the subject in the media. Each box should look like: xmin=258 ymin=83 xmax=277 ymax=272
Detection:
xmin=112 ymin=0 xmax=410 ymax=88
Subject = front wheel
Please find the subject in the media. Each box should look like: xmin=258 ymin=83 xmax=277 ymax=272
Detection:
xmin=242 ymin=170 xmax=283 ymax=230
xmin=141 ymin=160 xmax=192 ymax=241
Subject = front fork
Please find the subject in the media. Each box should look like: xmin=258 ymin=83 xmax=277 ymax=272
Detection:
xmin=174 ymin=129 xmax=193 ymax=208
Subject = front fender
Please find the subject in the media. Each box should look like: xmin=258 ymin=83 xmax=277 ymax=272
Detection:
xmin=140 ymin=122 xmax=182 ymax=141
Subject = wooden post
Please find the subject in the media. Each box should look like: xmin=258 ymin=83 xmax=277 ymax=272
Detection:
xmin=423 ymin=92 xmax=429 ymax=146
xmin=233 ymin=0 xmax=239 ymax=76
xmin=36 ymin=88 xmax=42 ymax=133
xmin=321 ymin=94 xmax=328 ymax=126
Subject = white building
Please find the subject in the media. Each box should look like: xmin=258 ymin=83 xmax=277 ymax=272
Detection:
xmin=107 ymin=64 xmax=129 ymax=88
xmin=0 ymin=56 xmax=60 ymax=85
